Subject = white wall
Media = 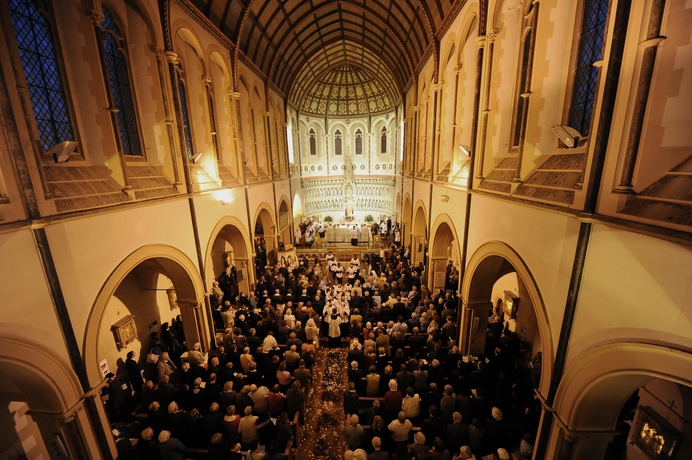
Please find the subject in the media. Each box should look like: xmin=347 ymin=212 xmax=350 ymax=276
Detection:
xmin=44 ymin=198 xmax=198 ymax=352
xmin=0 ymin=229 xmax=71 ymax=364
xmin=569 ymin=224 xmax=692 ymax=365
xmin=466 ymin=193 xmax=580 ymax=353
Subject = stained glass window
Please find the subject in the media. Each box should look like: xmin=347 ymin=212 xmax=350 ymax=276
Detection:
xmin=568 ymin=0 xmax=610 ymax=138
xmin=334 ymin=130 xmax=342 ymax=155
xmin=100 ymin=7 xmax=142 ymax=155
xmin=381 ymin=127 xmax=387 ymax=154
xmin=309 ymin=129 xmax=316 ymax=155
xmin=355 ymin=129 xmax=363 ymax=155
xmin=511 ymin=31 xmax=533 ymax=148
xmin=208 ymin=91 xmax=220 ymax=160
xmin=175 ymin=62 xmax=194 ymax=159
xmin=8 ymin=0 xmax=75 ymax=152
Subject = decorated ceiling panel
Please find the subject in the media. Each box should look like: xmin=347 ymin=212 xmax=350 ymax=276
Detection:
xmin=190 ymin=0 xmax=457 ymax=104
xmin=297 ymin=63 xmax=395 ymax=117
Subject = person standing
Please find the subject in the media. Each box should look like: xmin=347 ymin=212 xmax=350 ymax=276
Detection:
xmin=126 ymin=351 xmax=145 ymax=401
xmin=351 ymin=226 xmax=360 ymax=246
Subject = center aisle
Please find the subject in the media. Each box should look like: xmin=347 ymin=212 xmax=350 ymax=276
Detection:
xmin=296 ymin=347 xmax=349 ymax=460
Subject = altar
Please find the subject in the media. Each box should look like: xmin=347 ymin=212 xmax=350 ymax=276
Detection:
xmin=324 ymin=223 xmax=373 ymax=247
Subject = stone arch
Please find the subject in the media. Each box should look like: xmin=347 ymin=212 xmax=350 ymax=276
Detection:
xmin=402 ymin=193 xmax=412 ymax=246
xmin=84 ymin=245 xmax=205 ymax=385
xmin=174 ymin=27 xmax=207 ymax=74
xmin=253 ymin=202 xmax=277 ymax=265
xmin=412 ymin=201 xmax=428 ymax=266
xmin=394 ymin=191 xmax=401 ymax=223
xmin=547 ymin=342 xmax=692 ymax=459
xmin=429 ymin=214 xmax=461 ymax=293
xmin=205 ymin=216 xmax=252 ymax=296
xmin=0 ymin=335 xmax=110 ymax=458
xmin=277 ymin=195 xmax=292 ymax=249
xmin=461 ymin=241 xmax=554 ymax=396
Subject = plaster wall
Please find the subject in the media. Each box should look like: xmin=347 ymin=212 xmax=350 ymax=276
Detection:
xmin=43 ymin=198 xmax=198 ymax=352
xmin=98 ymin=271 xmax=179 ymax=381
xmin=0 ymin=229 xmax=70 ymax=364
xmin=568 ymin=224 xmax=692 ymax=365
xmin=466 ymin=193 xmax=579 ymax=353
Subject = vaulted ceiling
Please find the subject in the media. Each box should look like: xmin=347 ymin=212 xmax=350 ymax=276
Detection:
xmin=189 ymin=0 xmax=461 ymax=107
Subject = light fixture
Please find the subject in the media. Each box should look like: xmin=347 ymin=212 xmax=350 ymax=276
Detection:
xmin=215 ymin=189 xmax=234 ymax=205
xmin=48 ymin=140 xmax=78 ymax=163
xmin=460 ymin=145 xmax=471 ymax=157
xmin=192 ymin=151 xmax=203 ymax=164
xmin=551 ymin=125 xmax=582 ymax=148
xmin=438 ymin=195 xmax=450 ymax=202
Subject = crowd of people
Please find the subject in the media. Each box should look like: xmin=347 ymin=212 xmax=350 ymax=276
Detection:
xmin=103 ymin=225 xmax=540 ymax=460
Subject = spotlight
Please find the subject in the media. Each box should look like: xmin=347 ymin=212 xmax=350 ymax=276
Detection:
xmin=460 ymin=145 xmax=471 ymax=157
xmin=48 ymin=141 xmax=78 ymax=163
xmin=192 ymin=152 xmax=203 ymax=164
xmin=551 ymin=125 xmax=582 ymax=149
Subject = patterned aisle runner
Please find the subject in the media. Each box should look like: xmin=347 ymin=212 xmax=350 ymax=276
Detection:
xmin=296 ymin=348 xmax=349 ymax=460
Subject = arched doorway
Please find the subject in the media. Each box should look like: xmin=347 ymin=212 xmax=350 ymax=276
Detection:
xmin=429 ymin=216 xmax=460 ymax=294
xmin=402 ymin=194 xmax=412 ymax=247
xmin=293 ymin=193 xmax=303 ymax=223
xmin=206 ymin=216 xmax=252 ymax=296
xmin=84 ymin=246 xmax=206 ymax=386
xmin=254 ymin=204 xmax=277 ymax=267
xmin=394 ymin=192 xmax=402 ymax=224
xmin=412 ymin=203 xmax=427 ymax=266
xmin=0 ymin=336 xmax=114 ymax=459
xmin=278 ymin=198 xmax=292 ymax=249
xmin=547 ymin=343 xmax=692 ymax=459
xmin=461 ymin=242 xmax=554 ymax=396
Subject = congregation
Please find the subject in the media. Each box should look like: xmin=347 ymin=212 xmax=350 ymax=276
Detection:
xmin=101 ymin=226 xmax=539 ymax=460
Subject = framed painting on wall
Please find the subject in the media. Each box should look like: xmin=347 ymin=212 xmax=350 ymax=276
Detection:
xmin=111 ymin=315 xmax=137 ymax=351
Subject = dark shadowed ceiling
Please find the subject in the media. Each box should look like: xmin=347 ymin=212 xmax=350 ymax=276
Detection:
xmin=189 ymin=0 xmax=461 ymax=109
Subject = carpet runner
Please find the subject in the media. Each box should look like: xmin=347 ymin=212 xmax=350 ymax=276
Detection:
xmin=296 ymin=348 xmax=349 ymax=460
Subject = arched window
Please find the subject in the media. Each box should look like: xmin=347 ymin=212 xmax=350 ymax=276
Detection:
xmin=509 ymin=4 xmax=539 ymax=150
xmin=380 ymin=126 xmax=387 ymax=154
xmin=8 ymin=0 xmax=76 ymax=152
xmin=175 ymin=62 xmax=194 ymax=159
xmin=207 ymin=87 xmax=220 ymax=160
xmin=309 ymin=128 xmax=316 ymax=155
xmin=98 ymin=6 xmax=142 ymax=155
xmin=334 ymin=130 xmax=342 ymax=155
xmin=355 ymin=129 xmax=363 ymax=155
xmin=568 ymin=0 xmax=610 ymax=138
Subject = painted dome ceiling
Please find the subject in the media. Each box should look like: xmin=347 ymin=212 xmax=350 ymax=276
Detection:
xmin=297 ymin=63 xmax=396 ymax=117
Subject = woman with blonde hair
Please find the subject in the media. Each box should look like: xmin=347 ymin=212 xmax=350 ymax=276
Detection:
xmin=305 ymin=317 xmax=320 ymax=347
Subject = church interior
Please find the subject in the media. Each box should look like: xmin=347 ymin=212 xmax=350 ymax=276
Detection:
xmin=1 ymin=0 xmax=692 ymax=459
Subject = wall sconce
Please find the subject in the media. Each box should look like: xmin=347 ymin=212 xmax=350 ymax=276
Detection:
xmin=459 ymin=145 xmax=471 ymax=157
xmin=221 ymin=198 xmax=234 ymax=206
xmin=438 ymin=195 xmax=450 ymax=202
xmin=551 ymin=125 xmax=582 ymax=148
xmin=48 ymin=140 xmax=78 ymax=163
xmin=192 ymin=152 xmax=203 ymax=164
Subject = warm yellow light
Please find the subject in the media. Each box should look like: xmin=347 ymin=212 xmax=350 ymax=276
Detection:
xmin=214 ymin=189 xmax=234 ymax=205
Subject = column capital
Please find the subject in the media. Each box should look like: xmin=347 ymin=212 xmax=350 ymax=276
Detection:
xmin=164 ymin=51 xmax=179 ymax=65
xmin=88 ymin=9 xmax=104 ymax=26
